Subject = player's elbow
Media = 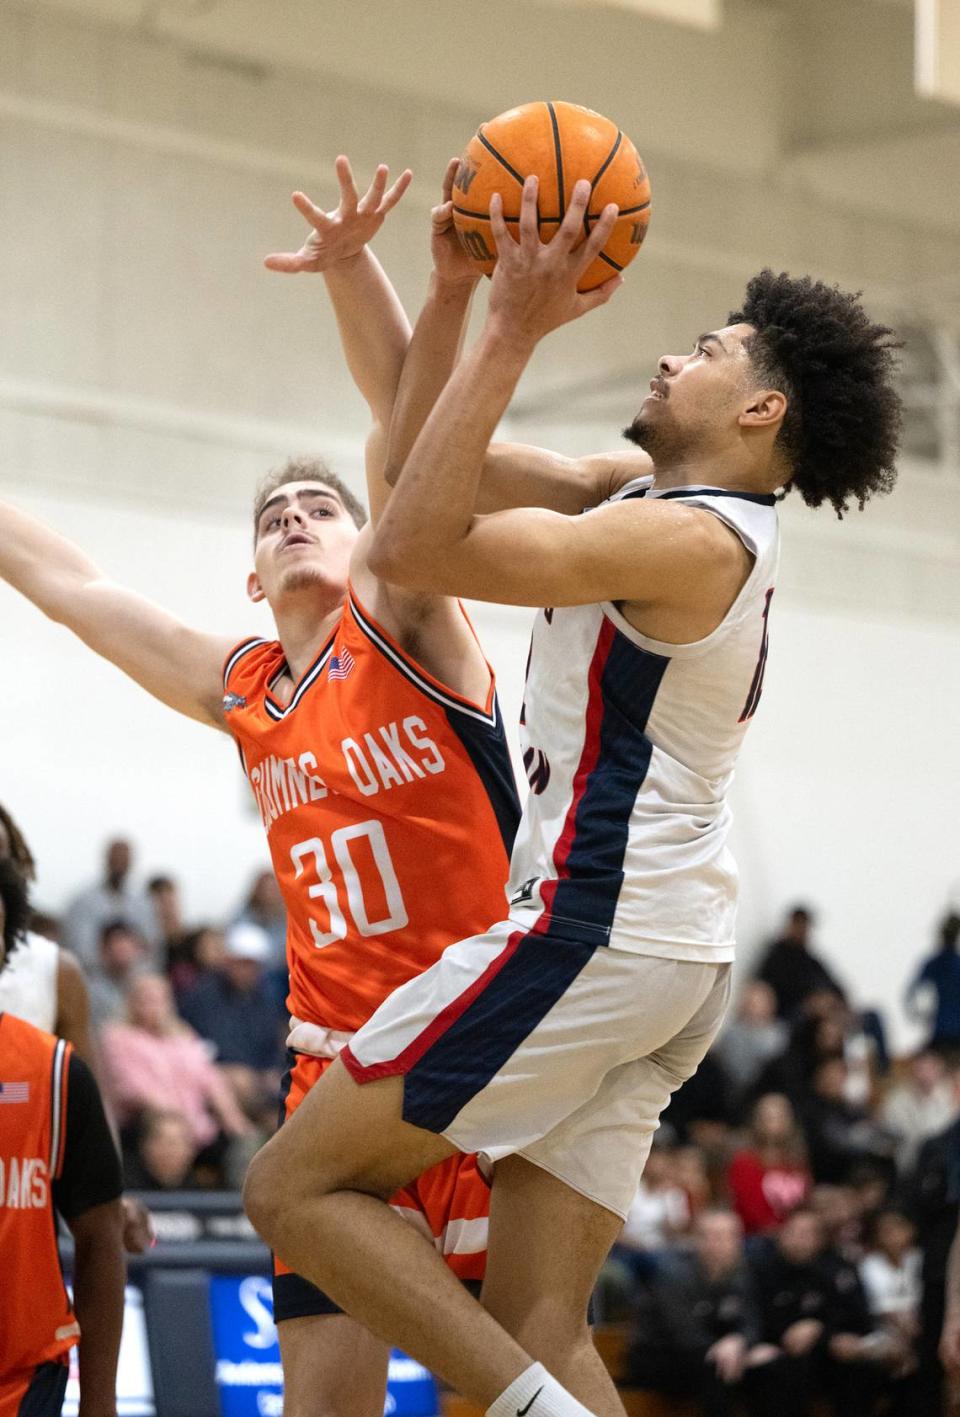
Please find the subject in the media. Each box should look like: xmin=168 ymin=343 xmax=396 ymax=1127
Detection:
xmin=43 ymin=570 xmax=102 ymax=628
xmin=367 ymin=528 xmax=420 ymax=586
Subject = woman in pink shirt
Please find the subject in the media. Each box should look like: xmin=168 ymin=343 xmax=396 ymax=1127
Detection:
xmin=100 ymin=972 xmax=250 ymax=1149
xmin=727 ymin=1092 xmax=811 ymax=1234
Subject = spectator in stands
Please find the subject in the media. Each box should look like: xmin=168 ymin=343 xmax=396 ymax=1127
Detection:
xmin=906 ymin=1085 xmax=960 ymax=1416
xmin=673 ymin=1144 xmax=713 ymax=1218
xmin=820 ymin=1240 xmax=893 ymax=1417
xmin=125 ymin=1109 xmax=199 ymax=1191
xmin=86 ymin=920 xmax=147 ymax=1031
xmin=741 ymin=1207 xmax=832 ymax=1416
xmin=168 ymin=924 xmax=226 ymax=1000
xmin=744 ymin=1206 xmax=884 ymax=1417
xmin=147 ymin=874 xmax=187 ymax=969
xmin=627 ymin=1209 xmax=759 ymax=1416
xmin=178 ymin=921 xmax=283 ymax=1128
xmin=754 ymin=905 xmax=845 ymax=1021
xmin=712 ymin=981 xmax=787 ymax=1107
xmin=939 ymin=1189 xmax=960 ymax=1409
xmin=99 ymin=972 xmax=251 ymax=1157
xmin=752 ymin=1007 xmax=844 ymax=1107
xmin=660 ymin=1049 xmax=736 ymax=1151
xmin=619 ymin=1143 xmax=691 ymax=1258
xmin=728 ymin=1093 xmax=811 ymax=1235
xmin=235 ymin=867 xmax=286 ymax=970
xmin=62 ymin=837 xmax=159 ymax=968
xmin=848 ymin=1161 xmax=893 ymax=1223
xmin=881 ymin=1049 xmax=956 ymax=1174
xmin=800 ymin=1056 xmax=896 ymax=1185
xmin=809 ymin=1183 xmax=864 ymax=1261
xmin=907 ymin=911 xmax=960 ymax=1055
xmin=859 ymin=1208 xmax=921 ymax=1406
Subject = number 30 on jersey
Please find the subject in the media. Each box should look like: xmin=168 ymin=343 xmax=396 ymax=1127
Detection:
xmin=290 ymin=822 xmax=409 ymax=948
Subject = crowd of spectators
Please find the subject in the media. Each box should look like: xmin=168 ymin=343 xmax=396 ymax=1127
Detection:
xmin=17 ymin=825 xmax=960 ymax=1415
xmin=26 ymin=837 xmax=290 ymax=1192
xmin=601 ymin=901 xmax=960 ymax=1415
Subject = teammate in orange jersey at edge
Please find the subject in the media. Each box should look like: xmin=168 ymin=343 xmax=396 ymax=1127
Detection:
xmin=0 ymin=858 xmax=126 ymax=1417
xmin=0 ymin=157 xmax=529 ymax=1417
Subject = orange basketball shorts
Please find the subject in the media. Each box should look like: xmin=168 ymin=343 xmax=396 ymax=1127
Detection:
xmin=272 ymin=1051 xmax=489 ymax=1322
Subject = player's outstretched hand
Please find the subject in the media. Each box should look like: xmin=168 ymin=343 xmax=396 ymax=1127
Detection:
xmin=264 ymin=155 xmax=412 ymax=274
xmin=431 ymin=157 xmax=480 ymax=288
xmin=487 ymin=175 xmax=621 ymax=344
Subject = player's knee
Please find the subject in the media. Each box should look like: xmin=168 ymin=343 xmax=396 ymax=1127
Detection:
xmin=244 ymin=1138 xmax=343 ymax=1242
xmin=243 ymin=1145 xmax=286 ymax=1241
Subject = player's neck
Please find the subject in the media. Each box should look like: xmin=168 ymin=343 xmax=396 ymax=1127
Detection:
xmin=650 ymin=449 xmax=770 ymax=495
xmin=272 ymin=598 xmax=344 ymax=683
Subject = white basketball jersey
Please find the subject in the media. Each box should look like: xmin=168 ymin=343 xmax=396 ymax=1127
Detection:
xmin=0 ymin=931 xmax=59 ymax=1031
xmin=507 ymin=477 xmax=779 ymax=962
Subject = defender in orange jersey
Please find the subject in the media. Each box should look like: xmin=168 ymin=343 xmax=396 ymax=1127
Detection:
xmin=223 ymin=586 xmax=517 ymax=1036
xmin=0 ymin=157 xmax=523 ymax=1417
xmin=0 ymin=860 xmax=125 ymax=1417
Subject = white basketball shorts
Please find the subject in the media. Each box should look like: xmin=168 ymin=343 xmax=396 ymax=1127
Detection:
xmin=341 ymin=917 xmax=731 ymax=1219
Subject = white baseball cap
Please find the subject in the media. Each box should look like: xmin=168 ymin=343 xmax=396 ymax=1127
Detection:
xmin=224 ymin=921 xmax=271 ymax=963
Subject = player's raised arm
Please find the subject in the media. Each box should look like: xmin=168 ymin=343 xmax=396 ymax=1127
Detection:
xmin=0 ymin=499 xmax=233 ymax=728
xmin=264 ymin=156 xmax=412 ymax=521
xmin=370 ymin=176 xmax=674 ymax=608
xmin=384 ymin=160 xmax=649 ymax=517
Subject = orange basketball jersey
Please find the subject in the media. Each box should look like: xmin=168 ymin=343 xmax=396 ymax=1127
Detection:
xmin=222 ymin=588 xmax=520 ymax=1032
xmin=0 ymin=1014 xmax=77 ymax=1379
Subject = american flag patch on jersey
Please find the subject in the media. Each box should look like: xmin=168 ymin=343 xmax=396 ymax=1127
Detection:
xmin=328 ymin=647 xmax=355 ymax=681
xmin=0 ymin=1081 xmax=30 ymax=1103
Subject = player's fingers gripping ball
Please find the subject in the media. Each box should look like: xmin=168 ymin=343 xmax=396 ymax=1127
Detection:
xmin=452 ymin=100 xmax=651 ymax=292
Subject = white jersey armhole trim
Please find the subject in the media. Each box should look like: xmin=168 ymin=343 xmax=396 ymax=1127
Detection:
xmin=602 ymin=499 xmax=773 ymax=660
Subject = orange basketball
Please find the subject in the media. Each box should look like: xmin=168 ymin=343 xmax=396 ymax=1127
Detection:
xmin=452 ymin=100 xmax=651 ymax=292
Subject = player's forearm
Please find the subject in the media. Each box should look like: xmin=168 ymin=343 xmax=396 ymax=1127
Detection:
xmin=370 ymin=321 xmax=534 ymax=581
xmin=383 ymin=272 xmax=477 ymax=487
xmin=322 ymin=249 xmax=411 ymax=427
xmin=0 ymin=499 xmax=102 ymax=620
xmin=72 ymin=1207 xmax=125 ymax=1417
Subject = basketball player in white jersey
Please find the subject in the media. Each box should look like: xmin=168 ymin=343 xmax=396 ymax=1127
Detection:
xmin=0 ymin=801 xmax=155 ymax=1256
xmin=0 ymin=804 xmax=93 ymax=1056
xmin=243 ymin=176 xmax=902 ymax=1417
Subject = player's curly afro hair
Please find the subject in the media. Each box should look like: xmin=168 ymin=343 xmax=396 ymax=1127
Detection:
xmin=0 ymin=858 xmax=31 ymax=970
xmin=729 ymin=270 xmax=902 ymax=517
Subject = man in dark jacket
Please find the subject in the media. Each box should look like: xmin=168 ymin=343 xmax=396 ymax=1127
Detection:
xmin=755 ymin=906 xmax=845 ymax=1020
xmin=628 ymin=1208 xmax=759 ymax=1416
xmin=745 ymin=1206 xmax=889 ymax=1417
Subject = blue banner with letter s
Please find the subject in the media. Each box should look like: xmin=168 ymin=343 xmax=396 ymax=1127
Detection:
xmin=208 ymin=1274 xmax=439 ymax=1417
